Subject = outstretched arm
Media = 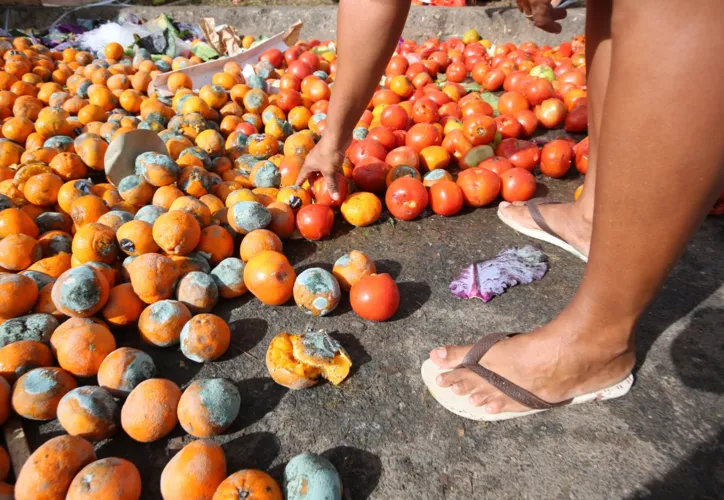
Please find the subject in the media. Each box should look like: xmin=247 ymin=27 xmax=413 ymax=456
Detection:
xmin=296 ymin=0 xmax=411 ymax=199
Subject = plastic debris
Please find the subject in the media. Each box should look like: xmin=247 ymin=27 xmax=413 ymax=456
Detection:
xmin=449 ymin=245 xmax=548 ymax=302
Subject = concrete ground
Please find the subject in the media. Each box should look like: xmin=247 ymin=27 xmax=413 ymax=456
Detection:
xmin=25 ymin=158 xmax=724 ymax=500
xmin=10 ymin=4 xmax=724 ymax=500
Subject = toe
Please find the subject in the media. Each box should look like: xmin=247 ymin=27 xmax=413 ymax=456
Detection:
xmin=436 ymin=367 xmax=468 ymax=388
xmin=429 ymin=344 xmax=472 ymax=368
xmin=498 ymin=200 xmax=529 ymax=218
xmin=482 ymin=397 xmax=504 ymax=414
xmin=450 ymin=377 xmax=478 ymax=396
xmin=483 ymin=394 xmax=528 ymax=414
xmin=467 ymin=385 xmax=497 ymax=407
xmin=468 ymin=391 xmax=493 ymax=407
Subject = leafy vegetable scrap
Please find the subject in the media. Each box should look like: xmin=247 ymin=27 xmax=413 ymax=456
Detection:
xmin=449 ymin=245 xmax=548 ymax=302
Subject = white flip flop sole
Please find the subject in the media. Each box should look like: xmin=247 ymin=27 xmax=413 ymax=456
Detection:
xmin=497 ymin=207 xmax=589 ymax=262
xmin=421 ymin=359 xmax=634 ymax=421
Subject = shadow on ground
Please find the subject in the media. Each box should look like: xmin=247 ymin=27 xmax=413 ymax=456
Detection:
xmin=323 ymin=446 xmax=383 ymax=500
xmin=635 ymin=225 xmax=724 ymax=373
xmin=222 ymin=431 xmax=281 ymax=473
xmin=632 ymin=428 xmax=724 ymax=499
xmin=670 ymin=307 xmax=724 ymax=395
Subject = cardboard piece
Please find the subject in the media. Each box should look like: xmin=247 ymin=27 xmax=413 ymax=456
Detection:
xmin=199 ymin=18 xmax=244 ymax=58
xmin=151 ymin=21 xmax=302 ymax=97
xmin=104 ymin=129 xmax=168 ymax=187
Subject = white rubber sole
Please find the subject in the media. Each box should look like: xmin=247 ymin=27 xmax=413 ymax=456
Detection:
xmin=421 ymin=359 xmax=634 ymax=421
xmin=497 ymin=206 xmax=589 ymax=262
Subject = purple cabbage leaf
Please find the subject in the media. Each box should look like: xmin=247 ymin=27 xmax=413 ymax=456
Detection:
xmin=449 ymin=245 xmax=548 ymax=302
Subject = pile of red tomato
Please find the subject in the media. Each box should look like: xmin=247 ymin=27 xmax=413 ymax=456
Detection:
xmin=299 ymin=33 xmax=591 ymax=225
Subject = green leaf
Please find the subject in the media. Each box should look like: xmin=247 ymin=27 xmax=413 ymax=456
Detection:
xmin=481 ymin=91 xmax=500 ymax=117
xmin=164 ymin=29 xmax=176 ymax=57
xmin=191 ymin=42 xmax=219 ymax=62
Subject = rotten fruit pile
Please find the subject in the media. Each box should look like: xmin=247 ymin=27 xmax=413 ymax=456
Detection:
xmin=0 ymin=31 xmax=593 ymax=498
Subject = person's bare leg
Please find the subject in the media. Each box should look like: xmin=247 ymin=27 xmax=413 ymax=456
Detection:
xmin=498 ymin=0 xmax=613 ymax=257
xmin=430 ymin=0 xmax=724 ymax=414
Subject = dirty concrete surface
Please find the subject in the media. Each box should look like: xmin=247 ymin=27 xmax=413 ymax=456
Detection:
xmin=10 ymin=4 xmax=724 ymax=500
xmin=25 ymin=160 xmax=724 ymax=499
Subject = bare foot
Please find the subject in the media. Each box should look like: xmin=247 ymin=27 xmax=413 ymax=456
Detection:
xmin=498 ymin=200 xmax=592 ymax=258
xmin=428 ymin=318 xmax=635 ymax=414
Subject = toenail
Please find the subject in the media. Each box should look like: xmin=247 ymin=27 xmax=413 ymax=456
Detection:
xmin=484 ymin=404 xmax=497 ymax=414
xmin=436 ymin=347 xmax=447 ymax=358
xmin=436 ymin=375 xmax=444 ymax=385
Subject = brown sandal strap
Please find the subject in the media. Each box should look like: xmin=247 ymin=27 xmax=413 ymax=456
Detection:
xmin=527 ymin=198 xmax=564 ymax=242
xmin=457 ymin=333 xmax=572 ymax=410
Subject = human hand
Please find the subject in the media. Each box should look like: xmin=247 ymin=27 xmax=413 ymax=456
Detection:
xmin=295 ymin=135 xmax=346 ymax=201
xmin=516 ymin=0 xmax=568 ymax=34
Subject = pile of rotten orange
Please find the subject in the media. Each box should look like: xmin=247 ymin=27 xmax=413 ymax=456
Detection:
xmin=0 ymin=31 xmax=591 ymax=499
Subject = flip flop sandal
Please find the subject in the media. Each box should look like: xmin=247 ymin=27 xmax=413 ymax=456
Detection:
xmin=421 ymin=332 xmax=634 ymax=421
xmin=497 ymin=198 xmax=589 ymax=262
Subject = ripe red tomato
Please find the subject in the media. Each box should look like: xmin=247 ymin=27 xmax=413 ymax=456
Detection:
xmin=535 ymin=98 xmax=567 ymax=129
xmin=478 ymin=156 xmax=514 ymax=176
xmin=276 ymin=89 xmax=303 ymax=112
xmin=352 ymin=159 xmax=390 ymax=193
xmin=446 ymin=62 xmax=467 ymax=83
xmin=347 ymin=138 xmax=388 ymax=166
xmin=284 ymin=46 xmax=302 ymax=65
xmin=498 ymin=91 xmax=530 ymax=116
xmin=522 ymin=77 xmax=554 ymax=106
xmin=513 ymin=109 xmax=538 ymax=137
xmin=503 ymin=71 xmax=529 ymax=93
xmin=559 ymin=70 xmax=585 ymax=86
xmin=482 ymin=69 xmax=506 ymax=91
xmin=405 ymin=62 xmax=426 ymax=80
xmin=386 ymin=55 xmax=409 ymax=77
xmin=456 ymin=167 xmax=501 ymax=207
xmin=495 ymin=138 xmax=541 ymax=172
xmin=461 ymin=100 xmax=493 ymax=118
xmin=386 ymin=146 xmax=420 ymax=170
xmin=287 ymin=60 xmax=314 ymax=80
xmin=235 ymin=121 xmax=258 ymax=136
xmin=471 ymin=62 xmax=491 ymax=84
xmin=412 ymin=98 xmax=440 ymax=124
xmin=385 ymin=177 xmax=429 ymax=220
xmin=412 ymin=72 xmax=433 ymax=90
xmin=500 ymin=167 xmax=537 ymax=202
xmin=439 ymin=102 xmax=462 ymax=120
xmin=380 ymin=104 xmax=409 ymax=131
xmin=441 ymin=129 xmax=473 ymax=161
xmin=564 ymin=101 xmax=588 ymax=133
xmin=350 ymin=273 xmax=400 ymax=322
xmin=540 ymin=139 xmax=573 ymax=178
xmin=495 ymin=114 xmax=523 ymax=139
xmin=311 ymin=172 xmax=348 ymax=207
xmin=367 ymin=127 xmax=397 ymax=150
xmin=429 ymin=51 xmax=449 ymax=70
xmin=463 ymin=115 xmax=497 ymax=146
xmin=574 ymin=137 xmax=589 ymax=174
xmin=259 ymin=48 xmax=283 ymax=68
xmin=429 ymin=180 xmax=464 ymax=216
xmin=296 ymin=204 xmax=335 ymax=240
xmin=299 ymin=51 xmax=321 ymax=71
xmin=425 ymin=90 xmax=450 ymax=107
xmin=405 ymin=123 xmax=442 ymax=154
